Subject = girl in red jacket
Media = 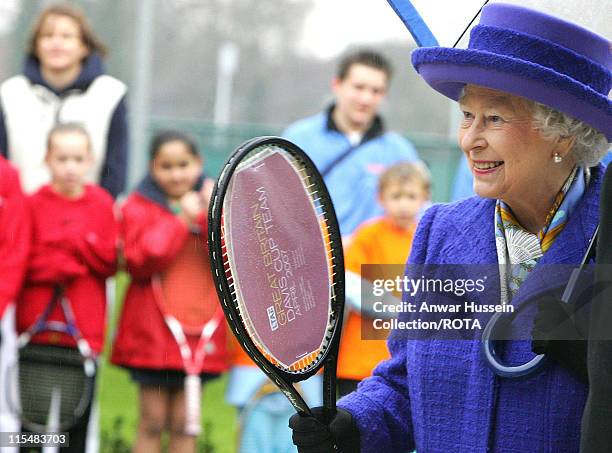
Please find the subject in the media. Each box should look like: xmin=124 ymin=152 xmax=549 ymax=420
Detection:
xmin=0 ymin=156 xmax=30 ymax=322
xmin=16 ymin=123 xmax=118 ymax=451
xmin=111 ymin=130 xmax=227 ymax=453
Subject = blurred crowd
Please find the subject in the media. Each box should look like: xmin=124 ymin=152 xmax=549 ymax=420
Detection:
xmin=0 ymin=3 xmax=438 ymax=453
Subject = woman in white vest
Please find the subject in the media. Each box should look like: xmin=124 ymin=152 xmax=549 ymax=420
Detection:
xmin=0 ymin=3 xmax=128 ymax=198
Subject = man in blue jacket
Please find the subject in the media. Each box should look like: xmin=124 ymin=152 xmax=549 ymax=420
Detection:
xmin=283 ymin=50 xmax=419 ymax=238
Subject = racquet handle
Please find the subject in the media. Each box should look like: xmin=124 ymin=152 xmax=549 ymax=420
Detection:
xmin=184 ymin=374 xmax=202 ymax=436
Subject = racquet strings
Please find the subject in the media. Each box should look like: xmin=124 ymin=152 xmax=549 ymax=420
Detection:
xmin=220 ymin=145 xmax=341 ymax=374
xmin=18 ymin=344 xmax=92 ymax=430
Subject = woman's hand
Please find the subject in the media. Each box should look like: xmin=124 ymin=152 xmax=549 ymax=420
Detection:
xmin=289 ymin=407 xmax=360 ymax=453
xmin=531 ymin=294 xmax=587 ymax=382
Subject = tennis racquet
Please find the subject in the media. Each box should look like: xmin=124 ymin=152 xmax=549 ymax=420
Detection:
xmin=151 ymin=226 xmax=225 ymax=436
xmin=208 ymin=136 xmax=345 ymax=423
xmin=8 ymin=285 xmax=96 ymax=433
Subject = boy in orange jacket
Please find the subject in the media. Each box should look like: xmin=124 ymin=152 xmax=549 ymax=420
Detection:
xmin=337 ymin=161 xmax=430 ymax=396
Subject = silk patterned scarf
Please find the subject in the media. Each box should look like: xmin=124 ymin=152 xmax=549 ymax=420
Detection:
xmin=495 ymin=167 xmax=587 ymax=304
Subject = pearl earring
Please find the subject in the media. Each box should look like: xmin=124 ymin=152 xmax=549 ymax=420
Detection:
xmin=553 ymin=152 xmax=563 ymax=163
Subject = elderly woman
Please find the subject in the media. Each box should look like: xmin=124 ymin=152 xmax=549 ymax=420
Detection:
xmin=289 ymin=3 xmax=610 ymax=453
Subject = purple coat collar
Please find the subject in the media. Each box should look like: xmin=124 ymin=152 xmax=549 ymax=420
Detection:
xmin=512 ymin=165 xmax=602 ymax=307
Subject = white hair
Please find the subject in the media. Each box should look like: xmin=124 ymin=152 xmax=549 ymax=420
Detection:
xmin=531 ymin=101 xmax=610 ymax=167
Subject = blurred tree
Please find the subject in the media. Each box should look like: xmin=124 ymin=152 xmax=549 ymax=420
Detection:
xmin=1 ymin=0 xmax=38 ymax=76
xmin=80 ymin=0 xmax=136 ymax=84
xmin=379 ymin=42 xmax=449 ymax=135
xmin=150 ymin=0 xmax=315 ymax=123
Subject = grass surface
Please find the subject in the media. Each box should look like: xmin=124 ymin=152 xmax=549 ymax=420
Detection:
xmin=98 ymin=363 xmax=237 ymax=452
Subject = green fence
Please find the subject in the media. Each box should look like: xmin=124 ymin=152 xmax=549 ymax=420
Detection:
xmin=148 ymin=118 xmax=461 ymax=202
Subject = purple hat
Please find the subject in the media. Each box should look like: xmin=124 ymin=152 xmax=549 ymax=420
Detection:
xmin=411 ymin=3 xmax=612 ymax=141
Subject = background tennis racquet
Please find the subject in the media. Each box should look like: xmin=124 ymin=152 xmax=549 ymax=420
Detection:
xmin=237 ymin=381 xmax=297 ymax=451
xmin=151 ymin=224 xmax=225 ymax=436
xmin=208 ymin=136 xmax=345 ymax=422
xmin=8 ymin=285 xmax=96 ymax=433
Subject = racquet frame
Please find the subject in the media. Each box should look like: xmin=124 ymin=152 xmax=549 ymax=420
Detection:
xmin=208 ymin=136 xmax=345 ymax=420
xmin=11 ymin=285 xmax=96 ymax=432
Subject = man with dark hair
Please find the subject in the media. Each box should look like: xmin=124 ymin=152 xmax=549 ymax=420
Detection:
xmin=283 ymin=49 xmax=419 ymax=238
xmin=337 ymin=50 xmax=394 ymax=81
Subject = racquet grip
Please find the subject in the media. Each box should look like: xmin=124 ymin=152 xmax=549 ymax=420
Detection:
xmin=184 ymin=374 xmax=202 ymax=436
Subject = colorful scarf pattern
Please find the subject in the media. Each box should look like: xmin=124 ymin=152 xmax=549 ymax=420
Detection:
xmin=495 ymin=167 xmax=586 ymax=303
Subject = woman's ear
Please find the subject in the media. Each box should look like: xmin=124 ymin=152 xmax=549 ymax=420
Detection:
xmin=556 ymin=135 xmax=576 ymax=159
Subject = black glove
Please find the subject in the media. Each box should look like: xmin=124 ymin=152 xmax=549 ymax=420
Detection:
xmin=531 ymin=294 xmax=587 ymax=382
xmin=289 ymin=407 xmax=360 ymax=453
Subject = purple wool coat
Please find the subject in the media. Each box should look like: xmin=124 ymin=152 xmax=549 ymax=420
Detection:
xmin=338 ymin=165 xmax=603 ymax=453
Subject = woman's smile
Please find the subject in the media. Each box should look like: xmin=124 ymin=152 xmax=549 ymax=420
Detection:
xmin=472 ymin=160 xmax=504 ymax=174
